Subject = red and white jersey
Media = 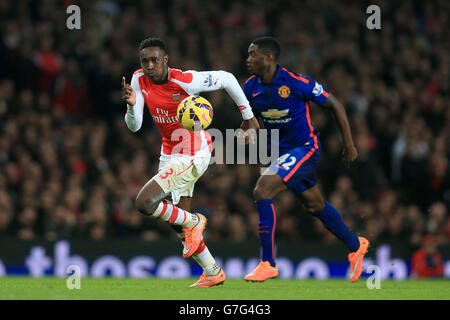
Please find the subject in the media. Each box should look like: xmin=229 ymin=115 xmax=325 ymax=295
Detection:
xmin=125 ymin=67 xmax=253 ymax=157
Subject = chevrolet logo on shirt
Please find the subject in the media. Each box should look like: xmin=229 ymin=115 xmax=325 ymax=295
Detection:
xmin=261 ymin=109 xmax=290 ymax=119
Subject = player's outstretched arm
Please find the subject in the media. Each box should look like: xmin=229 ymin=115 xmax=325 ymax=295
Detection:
xmin=122 ymin=75 xmax=144 ymax=132
xmin=179 ymin=70 xmax=257 ymax=120
xmin=213 ymin=70 xmax=260 ymax=143
xmin=322 ymin=94 xmax=358 ymax=166
xmin=175 ymin=69 xmax=259 ymax=141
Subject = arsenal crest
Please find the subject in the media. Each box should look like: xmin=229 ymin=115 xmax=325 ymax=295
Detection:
xmin=172 ymin=93 xmax=182 ymax=102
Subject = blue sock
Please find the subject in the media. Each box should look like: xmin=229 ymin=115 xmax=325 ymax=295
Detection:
xmin=255 ymin=199 xmax=277 ymax=267
xmin=313 ymin=201 xmax=360 ymax=252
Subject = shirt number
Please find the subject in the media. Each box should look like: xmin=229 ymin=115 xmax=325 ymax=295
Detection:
xmin=277 ymin=154 xmax=297 ymax=170
xmin=159 ymin=168 xmax=174 ymax=179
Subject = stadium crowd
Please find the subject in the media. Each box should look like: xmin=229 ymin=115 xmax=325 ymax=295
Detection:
xmin=0 ymin=0 xmax=449 ymax=252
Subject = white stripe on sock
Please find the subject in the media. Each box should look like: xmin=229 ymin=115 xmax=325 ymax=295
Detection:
xmin=161 ymin=202 xmax=173 ymax=221
xmin=174 ymin=208 xmax=187 ymax=225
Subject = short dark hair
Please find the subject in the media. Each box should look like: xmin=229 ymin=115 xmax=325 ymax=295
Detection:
xmin=139 ymin=37 xmax=168 ymax=54
xmin=251 ymin=36 xmax=280 ymax=59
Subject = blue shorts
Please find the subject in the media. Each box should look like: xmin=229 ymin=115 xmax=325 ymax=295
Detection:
xmin=268 ymin=141 xmax=321 ymax=195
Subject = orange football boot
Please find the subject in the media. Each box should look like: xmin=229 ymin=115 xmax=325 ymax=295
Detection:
xmin=348 ymin=236 xmax=370 ymax=282
xmin=182 ymin=213 xmax=207 ymax=258
xmin=190 ymin=268 xmax=226 ymax=288
xmin=244 ymin=261 xmax=279 ymax=282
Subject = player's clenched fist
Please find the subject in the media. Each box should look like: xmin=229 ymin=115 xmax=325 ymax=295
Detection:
xmin=121 ymin=76 xmax=136 ymax=106
xmin=342 ymin=143 xmax=358 ymax=167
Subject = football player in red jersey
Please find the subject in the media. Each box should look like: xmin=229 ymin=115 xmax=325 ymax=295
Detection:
xmin=122 ymin=37 xmax=259 ymax=287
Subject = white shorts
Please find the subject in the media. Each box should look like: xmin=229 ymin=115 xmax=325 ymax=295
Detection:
xmin=153 ymin=153 xmax=210 ymax=205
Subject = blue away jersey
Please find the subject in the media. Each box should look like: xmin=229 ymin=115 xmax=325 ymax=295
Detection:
xmin=244 ymin=64 xmax=330 ymax=151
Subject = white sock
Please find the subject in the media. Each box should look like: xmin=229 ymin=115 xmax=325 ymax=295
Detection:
xmin=193 ymin=246 xmax=220 ymax=276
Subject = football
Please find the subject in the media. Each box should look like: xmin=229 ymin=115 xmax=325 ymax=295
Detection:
xmin=177 ymin=96 xmax=214 ymax=131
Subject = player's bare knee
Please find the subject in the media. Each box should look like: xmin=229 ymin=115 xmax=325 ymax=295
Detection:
xmin=135 ymin=194 xmax=159 ymax=216
xmin=253 ymin=185 xmax=271 ymax=200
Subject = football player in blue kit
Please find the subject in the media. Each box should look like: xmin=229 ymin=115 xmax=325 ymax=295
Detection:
xmin=243 ymin=37 xmax=369 ymax=282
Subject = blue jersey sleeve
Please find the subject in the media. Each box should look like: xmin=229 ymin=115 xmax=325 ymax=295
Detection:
xmin=290 ymin=74 xmax=331 ymax=106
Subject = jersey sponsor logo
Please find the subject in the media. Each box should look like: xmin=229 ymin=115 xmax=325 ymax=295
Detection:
xmin=142 ymin=89 xmax=150 ymax=98
xmin=172 ymin=93 xmax=182 ymax=102
xmin=261 ymin=108 xmax=290 ymax=119
xmin=278 ymin=85 xmax=291 ymax=98
xmin=152 ymin=114 xmax=179 ymax=124
xmin=312 ymin=82 xmax=323 ymax=96
xmin=264 ymin=118 xmax=292 ymax=124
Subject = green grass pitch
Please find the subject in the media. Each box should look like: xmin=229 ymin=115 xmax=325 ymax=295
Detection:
xmin=0 ymin=277 xmax=449 ymax=300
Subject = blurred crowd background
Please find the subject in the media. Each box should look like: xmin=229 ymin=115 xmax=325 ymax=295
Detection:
xmin=0 ymin=0 xmax=449 ymax=258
